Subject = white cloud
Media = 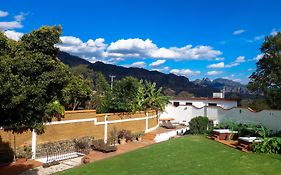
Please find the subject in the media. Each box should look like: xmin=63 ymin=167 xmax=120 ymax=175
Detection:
xmin=235 ymin=56 xmax=245 ymax=63
xmin=248 ymin=68 xmax=253 ymax=71
xmin=0 ymin=12 xmax=27 ymax=30
xmin=149 ymin=59 xmax=166 ymax=67
xmin=254 ymin=35 xmax=264 ymax=41
xmin=0 ymin=10 xmax=8 ymax=17
xmin=126 ymin=61 xmax=146 ymax=68
xmin=57 ymin=36 xmax=108 ymax=62
xmin=207 ymin=56 xmax=245 ymax=69
xmin=222 ymin=76 xmax=241 ymax=82
xmin=170 ymin=69 xmax=200 ymax=76
xmin=0 ymin=21 xmax=23 ymax=30
xmin=215 ymin=57 xmax=224 ymax=61
xmin=57 ymin=36 xmax=222 ymax=64
xmin=270 ymin=28 xmax=280 ymax=36
xmin=162 ymin=66 xmax=169 ymax=71
xmin=207 ymin=62 xmax=224 ymax=68
xmin=14 ymin=12 xmax=27 ymax=22
xmin=4 ymin=30 xmax=23 ymax=41
xmin=225 ymin=62 xmax=239 ymax=68
xmin=152 ymin=66 xmax=170 ymax=72
xmin=207 ymin=71 xmax=223 ymax=76
xmin=107 ymin=38 xmax=222 ymax=60
xmin=60 ymin=36 xmax=83 ymax=45
xmin=233 ymin=29 xmax=246 ymax=35
xmin=252 ymin=53 xmax=264 ymax=61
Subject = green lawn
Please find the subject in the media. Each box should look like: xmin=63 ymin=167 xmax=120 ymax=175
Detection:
xmin=59 ymin=136 xmax=281 ymax=175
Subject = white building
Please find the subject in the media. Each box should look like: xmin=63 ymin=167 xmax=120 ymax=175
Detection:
xmin=170 ymin=97 xmax=238 ymax=109
xmin=160 ymin=95 xmax=238 ymax=125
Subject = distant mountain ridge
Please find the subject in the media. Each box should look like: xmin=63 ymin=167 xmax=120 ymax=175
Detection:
xmin=193 ymin=78 xmax=248 ymax=94
xmin=57 ymin=51 xmax=248 ymax=97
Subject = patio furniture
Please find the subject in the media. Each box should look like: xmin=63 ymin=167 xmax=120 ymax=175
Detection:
xmin=211 ymin=129 xmax=238 ymax=140
xmin=163 ymin=121 xmax=176 ymax=129
xmin=237 ymin=137 xmax=263 ymax=151
xmin=91 ymin=140 xmax=117 ymax=153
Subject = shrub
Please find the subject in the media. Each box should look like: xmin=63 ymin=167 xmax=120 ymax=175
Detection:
xmin=16 ymin=145 xmax=32 ymax=159
xmin=0 ymin=137 xmax=14 ymax=165
xmin=74 ymin=140 xmax=89 ymax=150
xmin=118 ymin=129 xmax=133 ymax=141
xmin=189 ymin=116 xmax=209 ymax=134
xmin=252 ymin=137 xmax=281 ymax=154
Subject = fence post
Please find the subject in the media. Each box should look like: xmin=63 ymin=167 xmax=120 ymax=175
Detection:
xmin=31 ymin=129 xmax=37 ymax=159
xmin=104 ymin=115 xmax=108 ymax=144
xmin=145 ymin=112 xmax=148 ymax=131
xmin=204 ymin=106 xmax=207 ymax=117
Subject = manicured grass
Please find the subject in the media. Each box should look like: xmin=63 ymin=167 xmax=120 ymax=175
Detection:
xmin=59 ymin=136 xmax=281 ymax=175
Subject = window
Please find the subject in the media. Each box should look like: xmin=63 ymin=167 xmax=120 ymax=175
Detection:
xmin=173 ymin=102 xmax=180 ymax=107
xmin=185 ymin=102 xmax=192 ymax=106
xmin=208 ymin=103 xmax=217 ymax=107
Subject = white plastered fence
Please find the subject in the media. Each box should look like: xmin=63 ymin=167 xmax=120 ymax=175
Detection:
xmin=27 ymin=112 xmax=159 ymax=159
xmin=160 ymin=104 xmax=281 ymax=131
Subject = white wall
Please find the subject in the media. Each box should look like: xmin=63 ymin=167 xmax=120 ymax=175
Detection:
xmin=170 ymin=99 xmax=237 ymax=109
xmin=217 ymin=108 xmax=281 ymax=131
xmin=160 ymin=104 xmax=281 ymax=131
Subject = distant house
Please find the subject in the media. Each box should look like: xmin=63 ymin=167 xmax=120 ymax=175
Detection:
xmin=170 ymin=93 xmax=238 ymax=109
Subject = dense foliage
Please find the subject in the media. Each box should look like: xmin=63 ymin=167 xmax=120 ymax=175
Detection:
xmin=0 ymin=26 xmax=70 ymax=133
xmin=252 ymin=137 xmax=281 ymax=154
xmin=95 ymin=75 xmax=169 ymax=113
xmin=189 ymin=116 xmax=209 ymax=134
xmin=62 ymin=75 xmax=93 ymax=110
xmin=216 ymin=121 xmax=270 ymax=137
xmin=248 ymin=32 xmax=281 ymax=109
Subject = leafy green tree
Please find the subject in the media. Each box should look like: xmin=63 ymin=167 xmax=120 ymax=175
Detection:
xmin=248 ymin=32 xmax=281 ymax=109
xmin=0 ymin=26 xmax=70 ymax=133
xmin=94 ymin=72 xmax=112 ymax=113
xmin=110 ymin=77 xmax=141 ymax=112
xmin=132 ymin=80 xmax=146 ymax=112
xmin=63 ymin=75 xmax=93 ymax=110
xmin=70 ymin=64 xmax=94 ymax=81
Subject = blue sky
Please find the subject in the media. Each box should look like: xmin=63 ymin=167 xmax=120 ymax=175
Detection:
xmin=1 ymin=0 xmax=281 ymax=84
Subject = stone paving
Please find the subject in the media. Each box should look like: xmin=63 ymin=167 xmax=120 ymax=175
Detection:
xmin=20 ymin=157 xmax=82 ymax=175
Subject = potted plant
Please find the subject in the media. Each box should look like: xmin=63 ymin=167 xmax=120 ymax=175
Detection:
xmin=16 ymin=146 xmax=32 ymax=163
xmin=135 ymin=131 xmax=144 ymax=141
xmin=118 ymin=129 xmax=128 ymax=145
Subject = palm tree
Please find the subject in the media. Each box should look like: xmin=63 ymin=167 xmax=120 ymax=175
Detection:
xmin=143 ymin=81 xmax=169 ymax=112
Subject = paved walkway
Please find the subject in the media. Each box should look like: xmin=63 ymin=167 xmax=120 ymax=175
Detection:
xmin=86 ymin=140 xmax=154 ymax=162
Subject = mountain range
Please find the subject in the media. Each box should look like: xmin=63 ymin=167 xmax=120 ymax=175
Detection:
xmin=58 ymin=51 xmax=248 ymax=98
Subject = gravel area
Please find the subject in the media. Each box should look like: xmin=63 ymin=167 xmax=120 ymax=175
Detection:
xmin=20 ymin=157 xmax=82 ymax=175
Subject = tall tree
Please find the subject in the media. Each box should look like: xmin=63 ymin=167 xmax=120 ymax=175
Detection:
xmin=248 ymin=32 xmax=281 ymax=109
xmin=0 ymin=26 xmax=70 ymax=133
xmin=94 ymin=72 xmax=112 ymax=113
xmin=110 ymin=77 xmax=141 ymax=113
xmin=62 ymin=75 xmax=93 ymax=110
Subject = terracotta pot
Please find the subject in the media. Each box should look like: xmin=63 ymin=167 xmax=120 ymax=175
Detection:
xmin=81 ymin=156 xmax=91 ymax=164
xmin=136 ymin=137 xmax=142 ymax=141
xmin=119 ymin=138 xmax=126 ymax=145
xmin=16 ymin=158 xmax=27 ymax=163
